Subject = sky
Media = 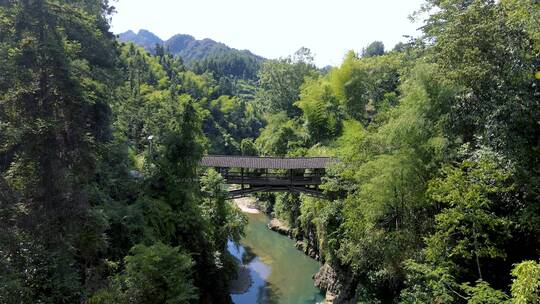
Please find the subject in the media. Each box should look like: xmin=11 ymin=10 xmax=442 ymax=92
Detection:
xmin=111 ymin=0 xmax=425 ymax=67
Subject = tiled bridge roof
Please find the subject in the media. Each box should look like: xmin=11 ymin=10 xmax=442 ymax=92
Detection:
xmin=200 ymin=155 xmax=336 ymax=169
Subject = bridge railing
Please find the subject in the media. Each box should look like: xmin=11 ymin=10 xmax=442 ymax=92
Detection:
xmin=222 ymin=172 xmax=322 ymax=177
xmin=222 ymin=172 xmax=322 ymax=186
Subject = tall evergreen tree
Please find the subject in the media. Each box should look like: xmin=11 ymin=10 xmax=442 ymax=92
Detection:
xmin=0 ymin=0 xmax=119 ymax=301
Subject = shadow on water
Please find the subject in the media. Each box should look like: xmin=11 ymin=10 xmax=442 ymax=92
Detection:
xmin=258 ymin=282 xmax=283 ymax=304
xmin=242 ymin=245 xmax=258 ymax=265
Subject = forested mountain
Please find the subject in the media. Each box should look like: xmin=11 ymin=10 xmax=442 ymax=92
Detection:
xmin=119 ymin=29 xmax=264 ymax=80
xmin=118 ymin=29 xmax=163 ymax=50
xmin=1 ymin=0 xmax=539 ymax=303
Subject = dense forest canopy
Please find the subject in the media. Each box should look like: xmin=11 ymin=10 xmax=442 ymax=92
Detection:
xmin=1 ymin=0 xmax=539 ymax=303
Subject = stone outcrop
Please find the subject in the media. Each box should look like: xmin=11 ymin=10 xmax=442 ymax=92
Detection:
xmin=267 ymin=218 xmax=291 ymax=236
xmin=295 ymin=240 xmax=320 ymax=260
xmin=265 ymin=217 xmax=357 ymax=303
xmin=267 ymin=217 xmax=322 ymax=260
xmin=313 ymin=263 xmax=357 ymax=304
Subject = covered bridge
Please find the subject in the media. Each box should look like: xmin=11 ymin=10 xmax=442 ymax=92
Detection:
xmin=199 ymin=155 xmax=336 ymax=198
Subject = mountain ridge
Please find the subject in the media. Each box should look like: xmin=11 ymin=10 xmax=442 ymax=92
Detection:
xmin=118 ymin=29 xmax=264 ymax=80
xmin=118 ymin=29 xmax=264 ymax=63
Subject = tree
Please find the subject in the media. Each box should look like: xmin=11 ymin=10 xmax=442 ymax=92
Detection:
xmin=362 ymin=41 xmax=385 ymax=57
xmin=199 ymin=95 xmax=263 ymax=155
xmin=510 ymin=260 xmax=540 ymax=304
xmin=422 ymin=0 xmax=540 ymax=174
xmin=401 ymin=148 xmax=515 ymax=302
xmin=426 ymin=148 xmax=513 ymax=281
xmin=0 ymin=0 xmax=118 ymax=301
xmin=326 ymin=63 xmax=455 ymax=300
xmin=200 ymin=169 xmax=247 ymax=246
xmin=91 ymin=243 xmax=197 ymax=304
xmin=296 ymin=78 xmax=343 ymax=143
xmin=240 ymin=138 xmax=259 ymax=156
xmin=255 ymin=112 xmax=303 ymax=156
xmin=255 ymin=48 xmax=318 ymax=117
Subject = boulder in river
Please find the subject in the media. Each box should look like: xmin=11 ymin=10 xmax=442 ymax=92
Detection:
xmin=267 ymin=218 xmax=291 ymax=236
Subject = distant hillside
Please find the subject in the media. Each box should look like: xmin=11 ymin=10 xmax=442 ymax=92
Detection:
xmin=118 ymin=29 xmax=163 ymax=51
xmin=118 ymin=29 xmax=264 ymax=80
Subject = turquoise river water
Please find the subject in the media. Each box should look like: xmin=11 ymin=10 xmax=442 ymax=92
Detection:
xmin=228 ymin=212 xmax=324 ymax=304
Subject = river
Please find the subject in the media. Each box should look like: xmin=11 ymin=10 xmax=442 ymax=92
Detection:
xmin=228 ymin=212 xmax=325 ymax=304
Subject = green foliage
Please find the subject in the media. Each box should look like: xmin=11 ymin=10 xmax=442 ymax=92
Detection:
xmin=119 ymin=29 xmax=264 ymax=81
xmin=91 ymin=243 xmax=197 ymax=304
xmin=255 ymin=47 xmax=318 ymax=116
xmin=200 ymin=169 xmax=247 ymax=245
xmin=426 ymin=148 xmax=513 ymax=278
xmin=256 ymin=112 xmax=304 ymax=156
xmin=200 ymin=95 xmax=263 ymax=154
xmin=286 ymin=1 xmax=539 ymax=301
xmin=462 ymin=280 xmax=510 ymax=304
xmin=252 ymin=6 xmax=539 ymax=297
xmin=273 ymin=192 xmax=302 ymax=228
xmin=296 ymin=77 xmax=343 ymax=143
xmin=422 ymin=0 xmax=540 ymax=171
xmin=502 ymin=0 xmax=540 ymax=52
xmin=331 ymin=64 xmax=454 ymax=296
xmin=191 ymin=51 xmax=262 ymax=81
xmin=510 ymin=260 xmax=540 ymax=304
xmin=0 ymin=0 xmax=118 ymax=302
xmin=109 ymin=34 xmax=249 ymax=304
xmin=324 ymin=50 xmax=404 ymax=122
xmin=362 ymin=41 xmax=385 ymax=57
xmin=402 ymin=261 xmax=540 ymax=304
xmin=299 ymin=196 xmax=344 ymax=262
xmin=400 ymin=148 xmax=516 ymax=302
xmin=240 ymin=138 xmax=259 ymax=156
xmin=400 ymin=261 xmax=457 ymax=303
xmin=1 ymin=1 xmax=248 ymax=302
xmin=121 ymin=243 xmax=197 ymax=304
xmin=2 ymin=0 xmax=539 ymax=302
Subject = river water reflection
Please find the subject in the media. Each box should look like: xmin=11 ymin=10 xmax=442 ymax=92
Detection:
xmin=228 ymin=212 xmax=324 ymax=304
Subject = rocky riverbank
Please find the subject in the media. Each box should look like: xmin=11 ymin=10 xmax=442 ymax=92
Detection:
xmin=227 ymin=208 xmax=325 ymax=303
xmin=265 ymin=212 xmax=354 ymax=303
xmin=313 ymin=263 xmax=357 ymax=304
xmin=267 ymin=218 xmax=290 ymax=236
xmin=234 ymin=197 xmax=261 ymax=214
xmin=233 ymin=197 xmax=344 ymax=303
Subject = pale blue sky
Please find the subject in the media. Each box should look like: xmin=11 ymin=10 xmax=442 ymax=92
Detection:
xmin=111 ymin=0 xmax=425 ymax=67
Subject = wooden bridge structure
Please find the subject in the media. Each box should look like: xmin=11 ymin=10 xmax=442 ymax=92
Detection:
xmin=199 ymin=155 xmax=336 ymax=198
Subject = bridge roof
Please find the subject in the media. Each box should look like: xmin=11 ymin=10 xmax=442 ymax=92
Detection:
xmin=200 ymin=155 xmax=336 ymax=169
